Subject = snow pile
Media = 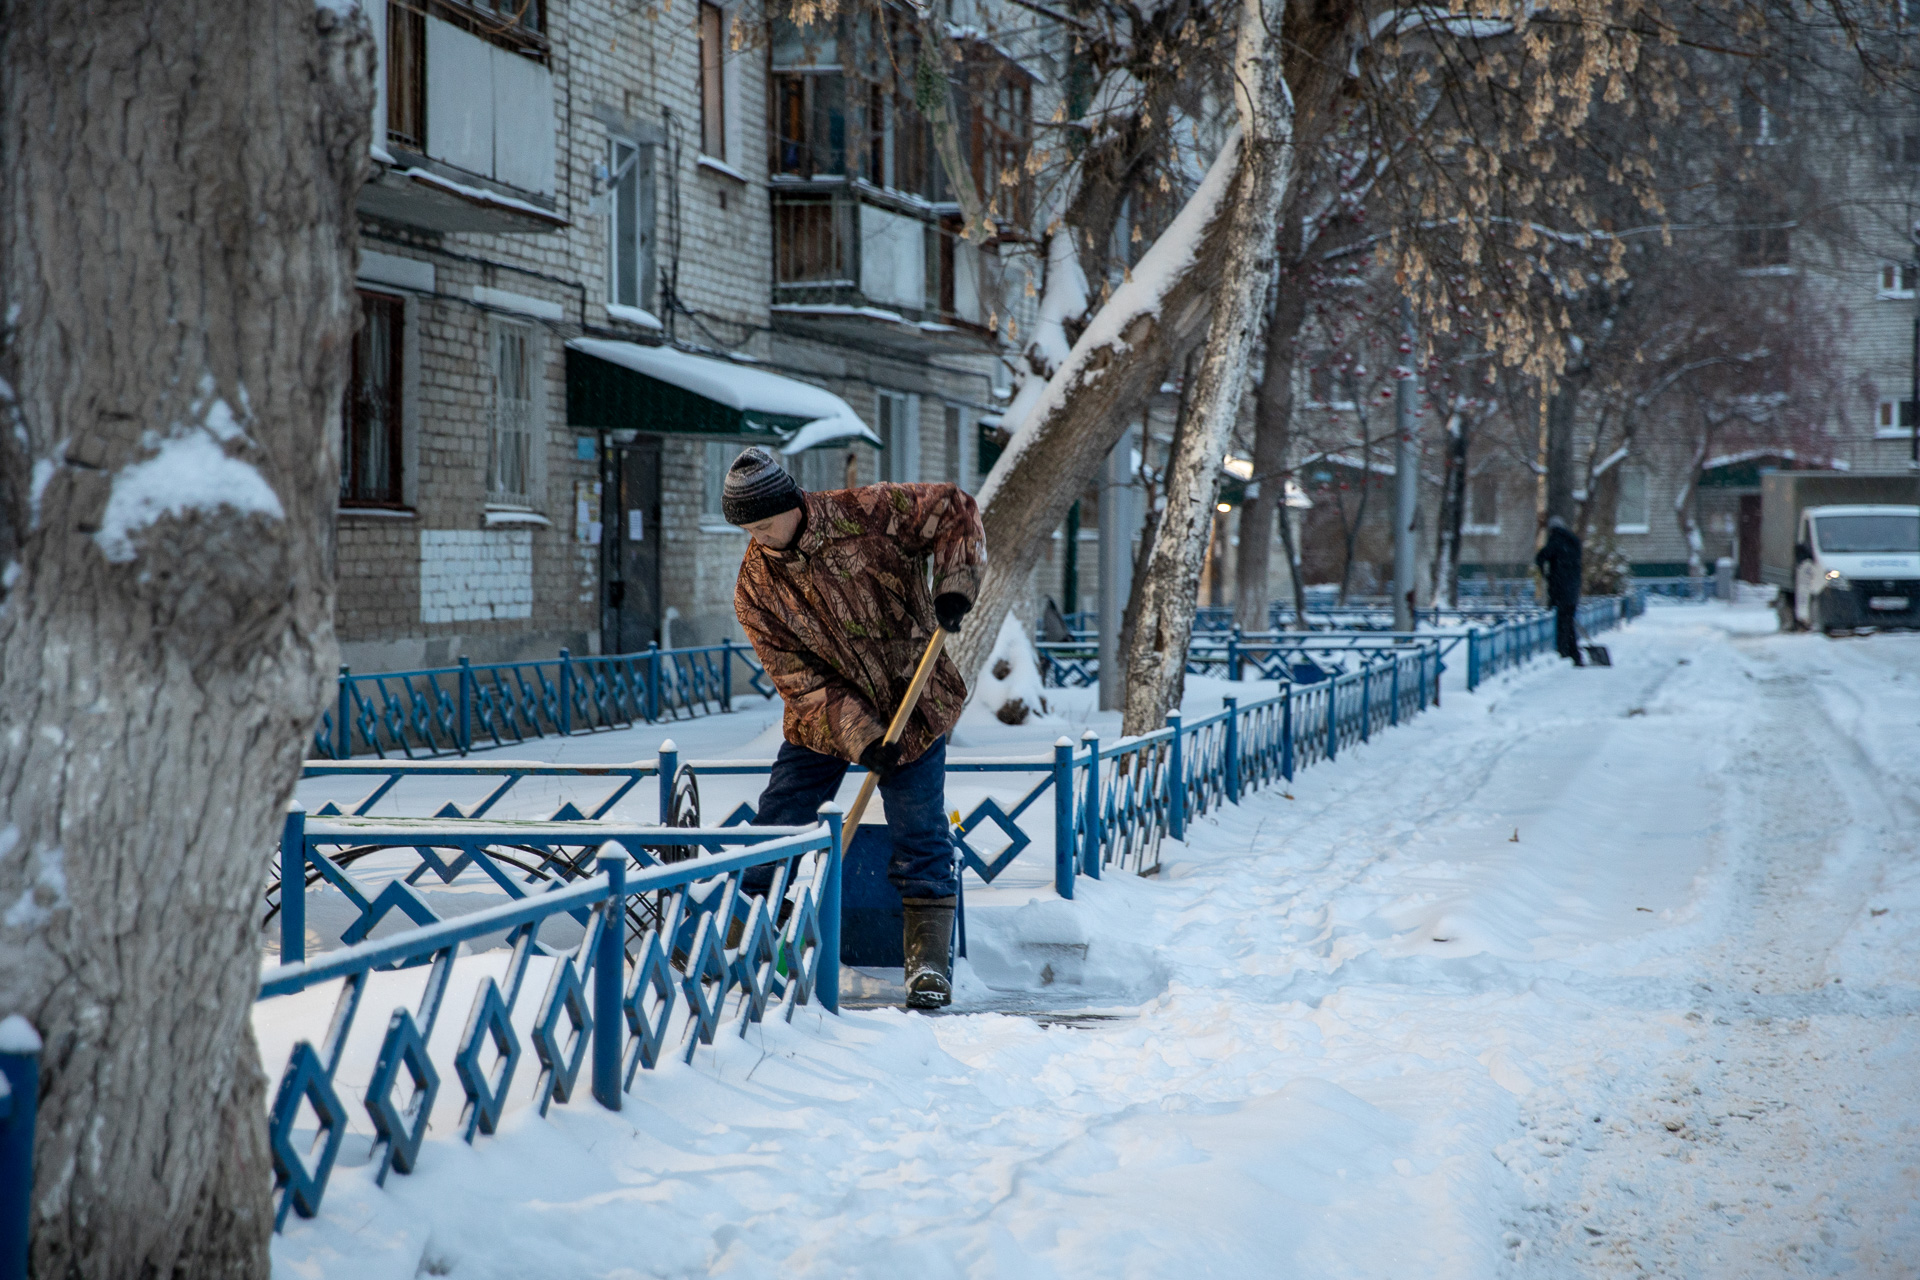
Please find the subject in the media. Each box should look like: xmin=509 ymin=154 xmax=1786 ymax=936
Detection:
xmin=967 ymin=612 xmax=1053 ymax=726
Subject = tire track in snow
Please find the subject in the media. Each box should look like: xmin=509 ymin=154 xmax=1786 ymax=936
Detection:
xmin=1504 ymin=629 xmax=1920 ymax=1278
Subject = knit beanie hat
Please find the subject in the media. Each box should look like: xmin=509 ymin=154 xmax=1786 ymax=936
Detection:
xmin=721 ymin=446 xmax=804 ymax=525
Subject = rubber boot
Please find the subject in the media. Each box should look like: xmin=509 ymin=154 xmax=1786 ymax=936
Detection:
xmin=901 ymin=896 xmax=957 ymax=1010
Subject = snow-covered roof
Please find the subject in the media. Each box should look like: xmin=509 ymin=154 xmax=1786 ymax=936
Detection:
xmin=566 ymin=339 xmax=879 ymax=454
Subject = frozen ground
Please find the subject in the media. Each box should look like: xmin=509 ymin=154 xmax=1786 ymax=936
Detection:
xmin=268 ymin=604 xmax=1920 ymax=1278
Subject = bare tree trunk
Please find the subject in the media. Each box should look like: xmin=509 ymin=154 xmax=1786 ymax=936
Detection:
xmin=0 ymin=4 xmax=372 ymax=1275
xmin=1120 ymin=0 xmax=1296 ymax=735
xmin=1545 ymin=373 xmax=1587 ymax=525
xmin=1234 ymin=223 xmax=1310 ymax=631
xmin=1118 ymin=352 xmax=1200 ymax=702
xmin=1275 ymin=497 xmax=1310 ymax=628
xmin=1335 ymin=409 xmax=1377 ymax=606
xmin=1428 ymin=402 xmax=1469 ymax=609
xmin=1678 ymin=422 xmax=1714 ymax=578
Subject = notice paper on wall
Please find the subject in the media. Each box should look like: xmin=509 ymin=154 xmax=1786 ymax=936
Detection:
xmin=628 ymin=509 xmax=645 ymax=541
xmin=575 ymin=481 xmax=603 ymax=545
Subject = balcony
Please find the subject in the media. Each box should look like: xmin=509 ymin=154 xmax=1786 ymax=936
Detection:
xmin=771 ymin=180 xmax=998 ymax=355
xmin=358 ymin=0 xmax=564 ymax=235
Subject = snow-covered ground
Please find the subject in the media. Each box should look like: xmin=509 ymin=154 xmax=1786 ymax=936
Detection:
xmin=269 ymin=604 xmax=1920 ymax=1278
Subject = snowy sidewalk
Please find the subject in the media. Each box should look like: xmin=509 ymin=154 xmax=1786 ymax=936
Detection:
xmin=269 ymin=605 xmax=1920 ymax=1278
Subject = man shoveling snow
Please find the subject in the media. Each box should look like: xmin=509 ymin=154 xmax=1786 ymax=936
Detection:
xmin=723 ymin=446 xmax=985 ymax=1009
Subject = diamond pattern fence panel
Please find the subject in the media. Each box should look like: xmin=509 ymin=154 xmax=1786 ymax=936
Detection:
xmin=260 ymin=813 xmax=841 ymax=1229
xmin=311 ymin=642 xmax=772 ymax=760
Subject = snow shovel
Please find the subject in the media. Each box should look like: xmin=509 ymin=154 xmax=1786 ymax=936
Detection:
xmin=844 ymin=629 xmax=947 ymax=829
xmin=1576 ymin=618 xmax=1612 ymax=667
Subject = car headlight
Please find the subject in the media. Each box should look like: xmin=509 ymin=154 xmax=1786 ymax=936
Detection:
xmin=1824 ymin=569 xmax=1850 ymax=590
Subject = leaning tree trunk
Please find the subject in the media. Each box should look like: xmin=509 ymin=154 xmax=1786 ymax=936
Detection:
xmin=1120 ymin=0 xmax=1297 ymax=736
xmin=0 ymin=3 xmax=372 ymax=1275
xmin=948 ymin=142 xmax=1242 ymax=684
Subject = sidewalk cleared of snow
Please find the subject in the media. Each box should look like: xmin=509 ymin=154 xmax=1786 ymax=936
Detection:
xmin=269 ymin=604 xmax=1920 ymax=1278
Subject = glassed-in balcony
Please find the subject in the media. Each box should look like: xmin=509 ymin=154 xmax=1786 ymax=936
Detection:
xmin=768 ymin=13 xmax=1033 ymax=353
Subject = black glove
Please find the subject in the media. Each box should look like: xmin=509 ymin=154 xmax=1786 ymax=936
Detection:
xmin=860 ymin=739 xmax=903 ymax=783
xmin=934 ymin=592 xmax=972 ymax=634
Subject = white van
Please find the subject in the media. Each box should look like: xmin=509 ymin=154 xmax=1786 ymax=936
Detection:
xmin=1792 ymin=504 xmax=1920 ymax=631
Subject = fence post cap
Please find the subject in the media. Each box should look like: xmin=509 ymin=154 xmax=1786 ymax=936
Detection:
xmin=1166 ymin=710 xmax=1181 ymax=723
xmin=594 ymin=847 xmax=625 ymax=872
xmin=816 ymin=801 xmax=844 ymax=816
xmin=1080 ymin=728 xmax=1099 ymax=740
xmin=1222 ymin=694 xmax=1237 ymax=707
xmin=285 ymin=799 xmax=306 ymax=815
xmin=1055 ymin=736 xmax=1075 ymax=748
xmin=658 ymin=738 xmax=678 ymax=754
xmin=0 ymin=1014 xmax=41 ymax=1055
xmin=560 ymin=647 xmax=571 ymax=659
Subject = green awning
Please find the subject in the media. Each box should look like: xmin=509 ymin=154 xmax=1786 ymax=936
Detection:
xmin=566 ymin=338 xmax=880 ymax=452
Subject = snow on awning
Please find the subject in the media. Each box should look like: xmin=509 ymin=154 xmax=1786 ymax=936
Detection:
xmin=565 ymin=338 xmax=880 ymax=453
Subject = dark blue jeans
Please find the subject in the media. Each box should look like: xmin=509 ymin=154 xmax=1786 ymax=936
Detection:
xmin=746 ymin=736 xmax=958 ymax=899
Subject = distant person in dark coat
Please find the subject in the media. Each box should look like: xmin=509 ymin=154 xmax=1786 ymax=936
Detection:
xmin=1535 ymin=516 xmax=1584 ymax=665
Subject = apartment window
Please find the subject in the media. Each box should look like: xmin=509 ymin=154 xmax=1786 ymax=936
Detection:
xmin=1306 ymin=351 xmax=1358 ymax=408
xmin=968 ymin=53 xmax=1033 ymax=224
xmin=943 ymin=404 xmax=969 ymax=488
xmin=1880 ymin=262 xmax=1916 ymax=297
xmin=876 ymin=391 xmax=919 ymax=483
xmin=1737 ymin=80 xmax=1790 ymax=144
xmin=1463 ymin=475 xmax=1499 ymax=534
xmin=1876 ymin=397 xmax=1917 ymax=436
xmin=489 ymin=323 xmax=537 ymax=505
xmin=1883 ymin=131 xmax=1920 ymax=166
xmin=704 ymin=440 xmax=732 ymax=518
xmin=770 ymin=13 xmax=930 ymax=197
xmin=386 ymin=2 xmax=426 ymax=151
xmin=790 ymin=446 xmax=849 ymax=492
xmin=699 ymin=3 xmax=727 ymax=160
xmin=1615 ymin=466 xmax=1651 ymax=534
xmin=1735 ymin=222 xmax=1791 ymax=269
xmin=341 ymin=291 xmax=405 ymax=506
xmin=607 ymin=138 xmax=655 ymax=313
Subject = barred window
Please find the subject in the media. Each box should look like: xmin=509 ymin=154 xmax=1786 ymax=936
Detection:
xmin=341 ymin=290 xmax=404 ymax=507
xmin=489 ymin=322 xmax=537 ymax=505
xmin=1615 ymin=466 xmax=1651 ymax=533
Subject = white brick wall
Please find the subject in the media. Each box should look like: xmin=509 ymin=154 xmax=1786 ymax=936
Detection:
xmin=420 ymin=530 xmax=535 ymax=623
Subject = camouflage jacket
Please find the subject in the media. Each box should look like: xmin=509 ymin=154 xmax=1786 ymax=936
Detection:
xmin=734 ymin=483 xmax=986 ymax=765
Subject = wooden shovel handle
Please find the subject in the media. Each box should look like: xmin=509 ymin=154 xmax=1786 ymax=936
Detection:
xmin=843 ymin=629 xmax=947 ymax=830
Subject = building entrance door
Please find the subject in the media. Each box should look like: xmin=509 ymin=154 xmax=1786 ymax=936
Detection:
xmin=602 ymin=437 xmax=662 ymax=655
xmin=1737 ymin=493 xmax=1763 ymax=583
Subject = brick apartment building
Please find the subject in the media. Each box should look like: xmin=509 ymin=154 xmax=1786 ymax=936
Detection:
xmin=334 ymin=0 xmax=1061 ymax=671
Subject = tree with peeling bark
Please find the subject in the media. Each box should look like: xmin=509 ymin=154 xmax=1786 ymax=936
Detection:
xmin=1119 ymin=0 xmax=1297 ymax=734
xmin=0 ymin=2 xmax=373 ymax=1275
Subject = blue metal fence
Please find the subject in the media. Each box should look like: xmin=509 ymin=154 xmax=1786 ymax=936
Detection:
xmin=260 ymin=811 xmax=841 ymax=1228
xmin=1464 ymin=593 xmax=1642 ymax=690
xmin=1039 ymin=628 xmax=1461 ymax=689
xmin=1631 ymin=575 xmax=1715 ymax=601
xmin=312 ymin=642 xmax=773 ymax=761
